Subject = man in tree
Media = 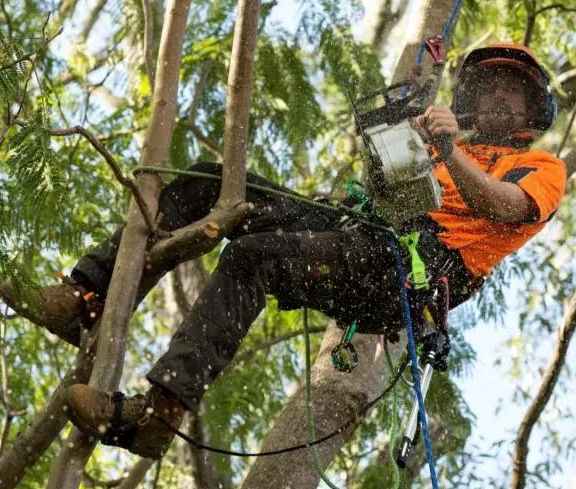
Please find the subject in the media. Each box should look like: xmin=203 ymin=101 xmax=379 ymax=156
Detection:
xmin=0 ymin=44 xmax=566 ymax=459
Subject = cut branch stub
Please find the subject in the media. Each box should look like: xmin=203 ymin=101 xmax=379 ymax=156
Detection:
xmin=203 ymin=221 xmax=220 ymax=238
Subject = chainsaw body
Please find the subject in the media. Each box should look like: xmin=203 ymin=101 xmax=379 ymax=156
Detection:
xmin=352 ymin=82 xmax=443 ymax=225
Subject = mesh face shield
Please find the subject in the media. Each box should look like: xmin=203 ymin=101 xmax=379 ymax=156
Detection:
xmin=451 ymin=45 xmax=557 ymax=131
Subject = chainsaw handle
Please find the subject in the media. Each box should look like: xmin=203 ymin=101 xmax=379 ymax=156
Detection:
xmin=433 ymin=134 xmax=453 ymax=161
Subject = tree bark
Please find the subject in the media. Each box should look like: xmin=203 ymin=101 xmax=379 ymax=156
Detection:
xmin=216 ymin=0 xmax=261 ymax=209
xmin=46 ymin=1 xmax=193 ymax=488
xmin=0 ymin=338 xmax=95 ymax=489
xmin=240 ymin=323 xmax=391 ymax=489
xmin=391 ymin=0 xmax=460 ymax=87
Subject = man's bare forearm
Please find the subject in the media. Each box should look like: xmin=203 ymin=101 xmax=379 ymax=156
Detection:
xmin=445 ymin=146 xmax=533 ymax=223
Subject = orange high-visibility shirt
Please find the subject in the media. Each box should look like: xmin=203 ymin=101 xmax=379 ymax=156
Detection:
xmin=428 ymin=137 xmax=566 ymax=277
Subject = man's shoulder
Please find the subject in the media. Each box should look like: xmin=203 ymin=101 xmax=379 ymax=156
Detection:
xmin=512 ymin=149 xmax=566 ymax=172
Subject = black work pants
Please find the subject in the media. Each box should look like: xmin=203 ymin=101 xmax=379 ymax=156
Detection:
xmin=71 ymin=162 xmax=470 ymax=411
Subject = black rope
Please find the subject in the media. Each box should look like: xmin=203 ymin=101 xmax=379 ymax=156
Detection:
xmin=152 ymin=357 xmax=409 ymax=458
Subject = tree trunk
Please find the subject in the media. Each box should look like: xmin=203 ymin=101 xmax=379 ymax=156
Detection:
xmin=47 ymin=1 xmax=193 ymax=488
xmin=240 ymin=323 xmax=392 ymax=489
xmin=216 ymin=0 xmax=261 ymax=209
xmin=391 ymin=0 xmax=460 ymax=86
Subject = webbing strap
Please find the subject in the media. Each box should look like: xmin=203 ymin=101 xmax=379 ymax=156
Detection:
xmin=101 ymin=392 xmax=139 ymax=448
xmin=399 ymin=231 xmax=430 ymax=290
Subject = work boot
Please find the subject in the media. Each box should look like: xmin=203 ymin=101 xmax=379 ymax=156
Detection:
xmin=64 ymin=383 xmax=184 ymax=459
xmin=0 ymin=281 xmax=103 ymax=342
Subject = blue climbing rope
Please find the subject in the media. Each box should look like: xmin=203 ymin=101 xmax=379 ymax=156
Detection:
xmin=389 ymin=235 xmax=440 ymax=489
xmin=415 ymin=0 xmax=465 ymax=72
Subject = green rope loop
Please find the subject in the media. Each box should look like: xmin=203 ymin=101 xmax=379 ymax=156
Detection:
xmin=132 ymin=165 xmax=394 ymax=233
xmin=385 ymin=347 xmax=401 ymax=489
xmin=345 ymin=179 xmax=371 ymax=212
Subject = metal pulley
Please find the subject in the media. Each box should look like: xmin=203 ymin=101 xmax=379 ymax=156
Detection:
xmin=331 ymin=322 xmax=359 ymax=373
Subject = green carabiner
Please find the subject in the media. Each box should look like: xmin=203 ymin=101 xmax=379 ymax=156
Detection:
xmin=345 ymin=180 xmax=372 ymax=212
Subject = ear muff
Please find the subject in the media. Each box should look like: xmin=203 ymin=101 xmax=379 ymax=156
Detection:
xmin=527 ymin=85 xmax=557 ymax=131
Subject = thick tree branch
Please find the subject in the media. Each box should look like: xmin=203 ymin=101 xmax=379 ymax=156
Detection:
xmin=0 ymin=334 xmax=95 ymax=489
xmin=216 ymin=0 xmax=261 ymax=209
xmin=141 ymin=0 xmax=156 ymax=92
xmin=510 ymin=291 xmax=576 ymax=489
xmin=0 ymin=316 xmax=27 ymax=457
xmin=146 ymin=202 xmax=251 ymax=272
xmin=47 ymin=1 xmax=194 ymax=488
xmin=146 ymin=0 xmax=262 ymax=268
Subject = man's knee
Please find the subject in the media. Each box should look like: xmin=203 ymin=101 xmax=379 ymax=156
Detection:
xmin=217 ymin=236 xmax=263 ymax=277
